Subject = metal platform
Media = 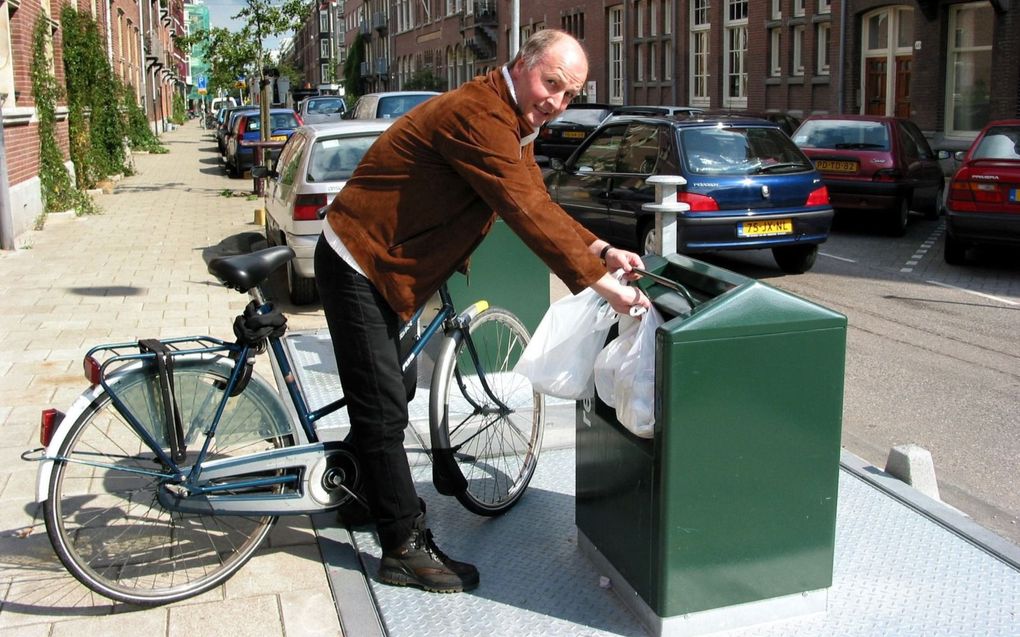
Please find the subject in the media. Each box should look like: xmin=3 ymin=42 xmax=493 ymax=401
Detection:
xmin=285 ymin=330 xmax=1020 ymax=637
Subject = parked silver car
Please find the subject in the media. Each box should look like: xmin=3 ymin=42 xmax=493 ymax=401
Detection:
xmin=298 ymin=96 xmax=347 ymax=124
xmin=254 ymin=121 xmax=393 ymax=304
xmin=344 ymin=91 xmax=439 ymax=120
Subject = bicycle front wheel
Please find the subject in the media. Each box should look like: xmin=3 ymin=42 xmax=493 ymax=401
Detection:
xmin=432 ymin=307 xmax=544 ymax=516
xmin=44 ymin=357 xmax=295 ymax=605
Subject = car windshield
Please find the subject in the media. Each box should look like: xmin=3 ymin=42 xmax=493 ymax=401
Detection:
xmin=246 ymin=113 xmax=300 ymax=132
xmin=681 ymin=127 xmax=813 ymax=175
xmin=307 ymin=134 xmax=379 ymax=182
xmin=794 ymin=120 xmax=890 ymax=151
xmin=307 ymin=98 xmax=345 ymax=114
xmin=377 ymin=94 xmax=433 ymax=118
xmin=972 ymin=126 xmax=1020 ymax=160
xmin=555 ymin=108 xmax=611 ymax=126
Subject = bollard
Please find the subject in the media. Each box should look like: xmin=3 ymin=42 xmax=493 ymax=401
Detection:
xmin=641 ymin=175 xmax=689 ymax=257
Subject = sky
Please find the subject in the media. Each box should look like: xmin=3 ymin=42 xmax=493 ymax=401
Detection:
xmin=200 ymin=0 xmax=287 ymax=52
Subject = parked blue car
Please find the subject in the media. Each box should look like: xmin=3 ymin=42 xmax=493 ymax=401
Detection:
xmin=225 ymin=108 xmax=303 ymax=177
xmin=543 ymin=115 xmax=835 ymax=273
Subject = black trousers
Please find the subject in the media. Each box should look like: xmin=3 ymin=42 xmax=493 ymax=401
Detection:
xmin=314 ymin=235 xmax=420 ymax=551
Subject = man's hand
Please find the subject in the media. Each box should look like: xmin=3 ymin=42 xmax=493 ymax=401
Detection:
xmin=602 ymin=246 xmax=644 ymax=281
xmin=590 ymin=272 xmax=652 ymax=317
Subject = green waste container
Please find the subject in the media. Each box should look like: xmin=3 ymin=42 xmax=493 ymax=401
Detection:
xmin=446 ymin=219 xmax=549 ymax=335
xmin=576 ymin=252 xmax=846 ymax=634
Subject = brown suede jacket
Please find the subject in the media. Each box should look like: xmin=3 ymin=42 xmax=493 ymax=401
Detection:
xmin=324 ymin=68 xmax=605 ymax=322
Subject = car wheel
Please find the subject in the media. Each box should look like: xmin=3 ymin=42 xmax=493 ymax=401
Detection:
xmin=639 ymin=221 xmax=677 ymax=256
xmin=287 ymin=260 xmax=318 ymax=305
xmin=887 ymin=197 xmax=909 ymax=236
xmin=772 ymin=244 xmax=818 ymax=274
xmin=924 ymin=182 xmax=945 ymax=220
xmin=944 ymin=232 xmax=967 ymax=265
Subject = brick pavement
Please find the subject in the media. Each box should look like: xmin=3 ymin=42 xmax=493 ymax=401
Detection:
xmin=0 ymin=121 xmax=341 ymax=636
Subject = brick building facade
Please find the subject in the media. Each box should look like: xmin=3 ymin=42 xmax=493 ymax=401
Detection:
xmin=1 ymin=0 xmax=185 ymax=244
xmin=288 ymin=0 xmax=1016 ymax=152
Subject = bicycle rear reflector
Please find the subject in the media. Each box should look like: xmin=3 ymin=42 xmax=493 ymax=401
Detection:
xmin=40 ymin=408 xmax=64 ymax=446
xmin=84 ymin=355 xmax=102 ymax=385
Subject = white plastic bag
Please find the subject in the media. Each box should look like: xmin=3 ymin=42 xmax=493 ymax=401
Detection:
xmin=594 ymin=306 xmax=663 ymax=438
xmin=593 ymin=314 xmax=639 ymax=408
xmin=514 ymin=288 xmax=618 ymax=399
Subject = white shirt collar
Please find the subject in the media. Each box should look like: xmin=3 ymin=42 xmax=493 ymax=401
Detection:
xmin=501 ymin=65 xmax=539 ymax=147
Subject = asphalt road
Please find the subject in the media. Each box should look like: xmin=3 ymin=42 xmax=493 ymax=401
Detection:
xmin=697 ymin=211 xmax=1020 ymax=546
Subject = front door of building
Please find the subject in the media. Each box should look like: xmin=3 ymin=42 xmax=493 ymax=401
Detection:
xmin=894 ymin=56 xmax=911 ymax=118
xmin=865 ymin=59 xmax=887 ymax=116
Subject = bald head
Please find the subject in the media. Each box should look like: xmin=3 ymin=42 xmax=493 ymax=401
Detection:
xmin=509 ymin=30 xmax=589 ymax=130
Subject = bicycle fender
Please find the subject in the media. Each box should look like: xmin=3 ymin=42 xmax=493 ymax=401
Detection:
xmin=35 ymin=382 xmax=117 ymax=503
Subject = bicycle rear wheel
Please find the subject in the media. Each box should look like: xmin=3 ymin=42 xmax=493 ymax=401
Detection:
xmin=44 ymin=357 xmax=295 ymax=605
xmin=432 ymin=307 xmax=544 ymax=516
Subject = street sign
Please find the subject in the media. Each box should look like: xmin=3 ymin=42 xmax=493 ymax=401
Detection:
xmin=197 ymin=75 xmax=207 ymax=90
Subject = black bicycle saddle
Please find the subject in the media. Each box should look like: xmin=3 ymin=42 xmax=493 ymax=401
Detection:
xmin=207 ymin=246 xmax=295 ymax=292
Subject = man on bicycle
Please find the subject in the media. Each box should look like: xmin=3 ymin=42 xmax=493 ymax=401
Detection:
xmin=315 ymin=29 xmax=650 ymax=593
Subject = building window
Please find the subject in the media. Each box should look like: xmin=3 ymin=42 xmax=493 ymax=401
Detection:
xmin=819 ymin=0 xmax=831 ymax=15
xmin=664 ymin=39 xmax=672 ymax=80
xmin=650 ymin=1 xmax=657 ymax=37
xmin=320 ymin=39 xmax=332 ymax=58
xmin=769 ymin=28 xmax=781 ymax=77
xmin=690 ymin=31 xmax=710 ymax=105
xmin=692 ymin=0 xmax=709 ymax=27
xmin=635 ymin=1 xmax=644 ymax=38
xmin=817 ymin=22 xmax=830 ymax=75
xmin=649 ymin=42 xmax=657 ymax=81
xmin=609 ymin=6 xmax=624 ymax=104
xmin=636 ymin=43 xmax=644 ymax=81
xmin=0 ymin=4 xmax=14 ymax=107
xmin=663 ymin=0 xmax=671 ymax=35
xmin=562 ymin=11 xmax=585 ymax=40
xmin=946 ymin=2 xmax=993 ymax=135
xmin=793 ymin=0 xmax=805 ymax=18
xmin=321 ymin=63 xmax=331 ymax=82
xmin=792 ymin=24 xmax=805 ymax=76
xmin=770 ymin=0 xmax=781 ymax=20
xmin=319 ymin=9 xmax=329 ymax=33
xmin=724 ymin=0 xmax=747 ymax=107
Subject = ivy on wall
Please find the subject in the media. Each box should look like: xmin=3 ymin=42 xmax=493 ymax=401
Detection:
xmin=61 ymin=7 xmax=127 ymax=187
xmin=31 ymin=17 xmax=96 ymax=219
xmin=342 ymin=32 xmax=365 ymax=105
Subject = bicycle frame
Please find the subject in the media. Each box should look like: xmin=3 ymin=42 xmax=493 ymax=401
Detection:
xmin=33 ymin=280 xmax=500 ymax=516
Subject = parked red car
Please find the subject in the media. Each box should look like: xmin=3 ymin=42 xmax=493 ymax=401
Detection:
xmin=793 ymin=115 xmax=949 ymax=236
xmin=944 ymin=119 xmax=1020 ymax=264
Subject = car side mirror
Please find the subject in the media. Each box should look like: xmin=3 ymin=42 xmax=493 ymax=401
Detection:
xmin=936 ymin=150 xmax=952 ymax=161
xmin=953 ymin=150 xmax=966 ymax=161
xmin=551 ymin=157 xmax=565 ymax=172
xmin=251 ymin=165 xmax=276 ymax=179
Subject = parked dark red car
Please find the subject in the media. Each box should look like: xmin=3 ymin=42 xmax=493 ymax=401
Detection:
xmin=793 ymin=115 xmax=949 ymax=236
xmin=944 ymin=119 xmax=1020 ymax=264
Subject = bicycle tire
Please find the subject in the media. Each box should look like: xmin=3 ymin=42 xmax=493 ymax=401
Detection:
xmin=432 ymin=307 xmax=544 ymax=516
xmin=44 ymin=357 xmax=296 ymax=605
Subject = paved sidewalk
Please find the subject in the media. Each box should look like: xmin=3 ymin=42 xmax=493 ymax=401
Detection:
xmin=0 ymin=121 xmax=341 ymax=636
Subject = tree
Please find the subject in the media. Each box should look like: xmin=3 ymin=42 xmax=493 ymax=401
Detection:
xmin=179 ymin=0 xmax=310 ymax=101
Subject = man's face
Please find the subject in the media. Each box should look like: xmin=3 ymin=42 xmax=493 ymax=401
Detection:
xmin=510 ymin=41 xmax=588 ymax=130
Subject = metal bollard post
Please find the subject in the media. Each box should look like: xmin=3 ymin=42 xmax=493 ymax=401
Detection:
xmin=641 ymin=175 xmax=689 ymax=256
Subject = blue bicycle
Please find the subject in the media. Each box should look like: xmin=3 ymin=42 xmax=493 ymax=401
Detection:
xmin=28 ymin=246 xmax=544 ymax=605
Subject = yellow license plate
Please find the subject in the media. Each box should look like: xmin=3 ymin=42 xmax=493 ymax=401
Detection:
xmin=271 ymin=135 xmax=287 ymax=141
xmin=738 ymin=219 xmax=793 ymax=238
xmin=562 ymin=131 xmax=586 ymax=139
xmin=815 ymin=159 xmax=858 ymax=173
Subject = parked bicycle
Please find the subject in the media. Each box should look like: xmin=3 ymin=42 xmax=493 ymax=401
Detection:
xmin=24 ymin=245 xmax=544 ymax=606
